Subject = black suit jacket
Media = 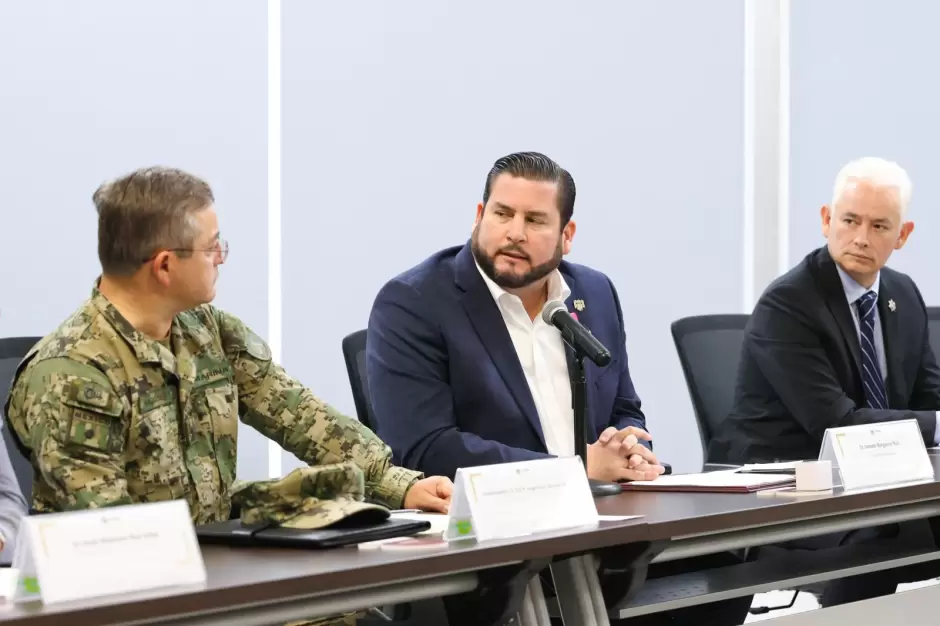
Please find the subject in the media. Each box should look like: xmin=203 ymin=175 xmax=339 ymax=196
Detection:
xmin=709 ymin=246 xmax=940 ymax=463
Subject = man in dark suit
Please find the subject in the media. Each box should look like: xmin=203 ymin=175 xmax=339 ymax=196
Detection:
xmin=367 ymin=152 xmax=752 ymax=625
xmin=710 ymin=156 xmax=940 ymax=606
xmin=711 ymin=156 xmax=938 ymax=462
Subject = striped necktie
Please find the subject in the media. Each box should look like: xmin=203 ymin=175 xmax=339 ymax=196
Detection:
xmin=857 ymin=290 xmax=887 ymax=410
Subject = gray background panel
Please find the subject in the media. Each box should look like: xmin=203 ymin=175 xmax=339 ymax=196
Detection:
xmin=0 ymin=0 xmax=270 ymax=480
xmin=282 ymin=0 xmax=745 ymax=472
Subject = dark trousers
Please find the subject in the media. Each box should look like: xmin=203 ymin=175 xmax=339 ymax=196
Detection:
xmin=771 ymin=519 xmax=940 ymax=607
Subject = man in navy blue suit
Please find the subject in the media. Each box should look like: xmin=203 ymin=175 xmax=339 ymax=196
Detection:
xmin=367 ymin=152 xmax=752 ymax=625
xmin=367 ymin=151 xmax=662 ymax=482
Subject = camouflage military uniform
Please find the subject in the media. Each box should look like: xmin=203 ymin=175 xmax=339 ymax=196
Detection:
xmin=5 ymin=286 xmax=423 ymax=625
xmin=4 ymin=285 xmax=422 ymax=521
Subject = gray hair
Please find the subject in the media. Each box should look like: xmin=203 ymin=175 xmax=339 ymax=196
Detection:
xmin=831 ymin=157 xmax=912 ymax=218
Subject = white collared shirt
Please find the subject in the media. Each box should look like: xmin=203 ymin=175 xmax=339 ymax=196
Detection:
xmin=475 ymin=262 xmax=575 ymax=457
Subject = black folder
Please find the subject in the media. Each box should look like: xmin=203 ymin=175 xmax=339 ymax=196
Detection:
xmin=196 ymin=515 xmax=432 ymax=550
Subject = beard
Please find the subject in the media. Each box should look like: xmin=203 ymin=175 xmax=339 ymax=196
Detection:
xmin=471 ymin=225 xmax=563 ymax=290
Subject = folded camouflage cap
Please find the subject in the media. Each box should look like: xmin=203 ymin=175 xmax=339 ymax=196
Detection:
xmin=231 ymin=463 xmax=389 ymax=530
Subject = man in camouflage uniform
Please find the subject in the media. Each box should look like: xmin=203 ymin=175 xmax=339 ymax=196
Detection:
xmin=4 ymin=167 xmax=452 ymax=623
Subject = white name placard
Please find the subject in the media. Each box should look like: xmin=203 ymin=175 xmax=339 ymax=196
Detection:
xmin=444 ymin=456 xmax=598 ymax=542
xmin=13 ymin=499 xmax=206 ymax=604
xmin=819 ymin=419 xmax=934 ymax=491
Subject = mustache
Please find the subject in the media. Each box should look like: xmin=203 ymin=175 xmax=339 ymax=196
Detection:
xmin=498 ymin=246 xmax=530 ymax=261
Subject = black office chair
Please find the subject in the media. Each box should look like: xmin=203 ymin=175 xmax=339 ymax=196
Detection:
xmin=926 ymin=307 xmax=940 ymax=360
xmin=670 ymin=316 xmax=802 ymax=615
xmin=0 ymin=337 xmax=41 ymax=498
xmin=670 ymin=315 xmax=749 ymax=471
xmin=341 ymin=329 xmax=377 ymax=431
xmin=339 ymin=331 xmax=451 ymax=624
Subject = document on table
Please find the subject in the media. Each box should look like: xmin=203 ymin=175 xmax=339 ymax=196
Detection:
xmin=358 ymin=512 xmax=450 ymax=551
xmin=738 ymin=461 xmax=804 ymax=472
xmin=621 ymin=470 xmax=795 ymax=493
xmin=387 ymin=511 xmax=449 ymax=534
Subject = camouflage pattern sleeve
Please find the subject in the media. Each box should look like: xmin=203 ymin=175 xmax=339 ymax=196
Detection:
xmin=6 ymin=357 xmax=132 ymax=511
xmin=214 ymin=308 xmax=423 ymax=509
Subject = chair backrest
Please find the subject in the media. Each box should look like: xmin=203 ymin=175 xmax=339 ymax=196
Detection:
xmin=0 ymin=337 xmax=42 ymax=498
xmin=927 ymin=308 xmax=940 ymax=362
xmin=670 ymin=315 xmax=749 ymax=463
xmin=341 ymin=329 xmax=376 ymax=431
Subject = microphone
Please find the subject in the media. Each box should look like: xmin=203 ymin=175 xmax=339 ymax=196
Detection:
xmin=541 ymin=301 xmax=612 ymax=367
xmin=542 ymin=299 xmax=620 ymax=498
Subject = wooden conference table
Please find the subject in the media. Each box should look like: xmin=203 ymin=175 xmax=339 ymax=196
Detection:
xmin=2 ymin=459 xmax=940 ymax=625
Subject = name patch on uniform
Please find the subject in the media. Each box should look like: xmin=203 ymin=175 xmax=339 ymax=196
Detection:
xmin=68 ymin=409 xmax=115 ymax=452
xmin=193 ymin=360 xmax=234 ymax=390
xmin=138 ymin=387 xmax=176 ymax=414
xmin=62 ymin=380 xmax=124 ymax=453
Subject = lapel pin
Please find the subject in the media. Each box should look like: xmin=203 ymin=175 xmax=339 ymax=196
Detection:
xmin=888 ymin=299 xmax=896 ymax=312
xmin=573 ymin=299 xmax=585 ymax=312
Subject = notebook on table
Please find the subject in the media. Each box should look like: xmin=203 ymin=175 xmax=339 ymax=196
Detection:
xmin=620 ymin=470 xmax=796 ymax=493
xmin=196 ymin=511 xmax=432 ymax=549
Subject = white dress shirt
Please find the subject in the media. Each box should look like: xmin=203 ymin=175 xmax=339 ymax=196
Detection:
xmin=836 ymin=265 xmax=940 ymax=443
xmin=475 ymin=262 xmax=575 ymax=457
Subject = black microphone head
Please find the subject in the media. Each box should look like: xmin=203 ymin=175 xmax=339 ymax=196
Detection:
xmin=540 ymin=300 xmax=568 ymax=325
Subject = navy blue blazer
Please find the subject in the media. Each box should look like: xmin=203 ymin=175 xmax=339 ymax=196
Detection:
xmin=365 ymin=242 xmax=646 ymax=479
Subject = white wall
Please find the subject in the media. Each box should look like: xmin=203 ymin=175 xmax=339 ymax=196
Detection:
xmin=0 ymin=0 xmax=271 ymax=480
xmin=789 ymin=0 xmax=940 ymax=302
xmin=9 ymin=1 xmax=912 ymax=478
xmin=280 ymin=0 xmax=746 ymax=473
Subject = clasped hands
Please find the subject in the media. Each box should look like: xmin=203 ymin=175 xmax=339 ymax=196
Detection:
xmin=587 ymin=426 xmax=666 ymax=482
xmin=400 ymin=426 xmax=664 ymax=511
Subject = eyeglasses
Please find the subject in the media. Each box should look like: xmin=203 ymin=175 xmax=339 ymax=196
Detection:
xmin=141 ymin=238 xmax=229 ymax=264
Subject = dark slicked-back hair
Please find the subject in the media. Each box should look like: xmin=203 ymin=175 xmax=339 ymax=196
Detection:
xmin=482 ymin=151 xmax=576 ymax=227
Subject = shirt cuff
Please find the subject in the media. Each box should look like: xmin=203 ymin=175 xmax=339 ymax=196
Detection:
xmin=369 ymin=466 xmax=424 ymax=509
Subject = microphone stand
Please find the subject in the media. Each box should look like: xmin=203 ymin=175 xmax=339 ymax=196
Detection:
xmin=571 ymin=350 xmax=622 ymax=497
